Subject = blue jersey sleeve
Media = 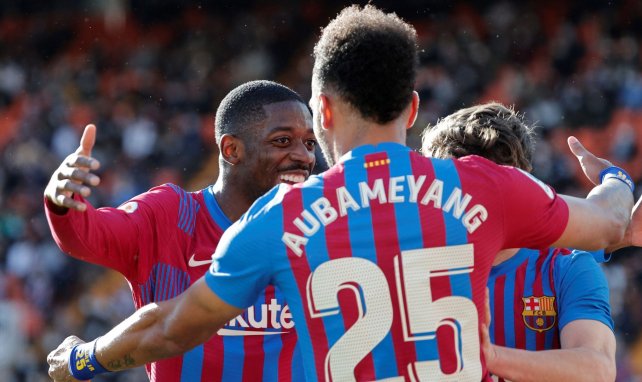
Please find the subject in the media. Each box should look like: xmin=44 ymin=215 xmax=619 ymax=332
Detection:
xmin=204 ymin=219 xmax=273 ymax=309
xmin=571 ymin=249 xmax=609 ymax=263
xmin=555 ymin=251 xmax=614 ymax=331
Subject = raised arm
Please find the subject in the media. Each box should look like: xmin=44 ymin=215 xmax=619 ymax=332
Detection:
xmin=552 ymin=136 xmax=633 ymax=250
xmin=44 ymin=124 xmax=101 ymax=213
xmin=47 ymin=278 xmax=243 ymax=381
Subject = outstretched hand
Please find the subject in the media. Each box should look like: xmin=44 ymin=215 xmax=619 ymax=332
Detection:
xmin=47 ymin=335 xmax=85 ymax=382
xmin=44 ymin=124 xmax=101 ymax=212
xmin=567 ymin=136 xmax=612 ymax=185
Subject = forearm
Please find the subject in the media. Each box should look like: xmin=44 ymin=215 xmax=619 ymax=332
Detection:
xmin=558 ymin=180 xmax=633 ymax=250
xmin=45 ymin=194 xmax=139 ymax=273
xmin=488 ymin=345 xmax=614 ymax=382
xmin=586 ymin=178 xmax=633 ymax=237
xmin=95 ymin=300 xmax=215 ymax=371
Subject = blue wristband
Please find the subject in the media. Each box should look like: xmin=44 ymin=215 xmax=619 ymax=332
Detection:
xmin=68 ymin=339 xmax=109 ymax=380
xmin=600 ymin=166 xmax=635 ymax=192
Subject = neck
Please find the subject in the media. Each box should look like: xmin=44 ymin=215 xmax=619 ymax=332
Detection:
xmin=494 ymin=248 xmax=520 ymax=266
xmin=210 ymin=173 xmax=252 ymax=223
xmin=332 ymin=117 xmax=408 ymax=160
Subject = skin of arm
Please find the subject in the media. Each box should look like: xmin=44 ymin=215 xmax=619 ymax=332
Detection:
xmin=97 ymin=278 xmax=243 ymax=370
xmin=47 ymin=278 xmax=243 ymax=381
xmin=483 ymin=320 xmax=615 ymax=382
xmin=553 ymin=180 xmax=633 ymax=251
xmin=551 ymin=137 xmax=633 ymax=250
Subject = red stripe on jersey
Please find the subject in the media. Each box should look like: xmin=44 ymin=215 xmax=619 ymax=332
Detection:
xmin=365 ymin=153 xmax=417 ymax=377
xmin=431 ymin=269 xmax=455 ymax=374
xmin=282 ymin=186 xmax=329 ymax=382
xmin=493 ymin=275 xmax=506 ymax=346
xmin=201 ymin=336 xmax=224 ymax=382
xmin=242 ymin=321 xmax=265 ymax=380
xmin=322 ymin=169 xmax=376 ymax=380
xmin=410 ymin=155 xmax=446 ymax=248
xmin=549 ymin=249 xmax=562 ymax=350
xmin=278 ymin=328 xmax=297 ymax=381
xmin=411 ymin=156 xmax=456 ymax=375
xmin=533 ymin=254 xmax=546 ymax=351
xmin=513 ymin=261 xmax=527 ymax=349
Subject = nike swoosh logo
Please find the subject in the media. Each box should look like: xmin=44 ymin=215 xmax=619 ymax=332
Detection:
xmin=188 ymin=254 xmax=213 ymax=267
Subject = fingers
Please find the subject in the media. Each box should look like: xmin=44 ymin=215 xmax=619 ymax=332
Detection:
xmin=58 ymin=165 xmax=100 ymax=187
xmin=47 ymin=336 xmax=84 ymax=381
xmin=55 ymin=194 xmax=87 ymax=212
xmin=65 ymin=154 xmax=100 ymax=172
xmin=484 ymin=287 xmax=491 ymax=326
xmin=567 ymin=136 xmax=586 ymax=158
xmin=76 ymin=124 xmax=97 ymax=157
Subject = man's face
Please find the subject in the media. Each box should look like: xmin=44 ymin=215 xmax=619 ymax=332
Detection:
xmin=241 ymin=100 xmax=316 ymax=201
xmin=310 ymin=81 xmax=336 ymax=166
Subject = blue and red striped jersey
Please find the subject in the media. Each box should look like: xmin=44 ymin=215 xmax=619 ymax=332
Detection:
xmin=206 ymin=142 xmax=569 ymax=381
xmin=46 ymin=184 xmax=302 ymax=382
xmin=487 ymin=247 xmax=612 ymax=354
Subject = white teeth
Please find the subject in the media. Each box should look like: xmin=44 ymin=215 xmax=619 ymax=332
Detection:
xmin=279 ymin=174 xmax=305 ymax=183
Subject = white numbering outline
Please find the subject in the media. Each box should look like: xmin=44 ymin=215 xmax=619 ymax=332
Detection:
xmin=306 ymin=244 xmax=481 ymax=382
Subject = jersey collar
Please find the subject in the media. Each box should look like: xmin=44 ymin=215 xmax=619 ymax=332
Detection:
xmin=338 ymin=142 xmax=412 ymax=163
xmin=203 ymin=185 xmax=233 ymax=230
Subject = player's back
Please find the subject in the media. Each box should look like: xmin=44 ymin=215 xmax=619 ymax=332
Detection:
xmin=211 ymin=142 xmax=569 ymax=381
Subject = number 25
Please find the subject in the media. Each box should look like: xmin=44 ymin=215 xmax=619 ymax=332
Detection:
xmin=306 ymin=244 xmax=482 ymax=381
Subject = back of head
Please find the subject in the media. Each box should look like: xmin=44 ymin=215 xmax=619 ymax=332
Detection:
xmin=421 ymin=102 xmax=535 ymax=171
xmin=215 ymin=80 xmax=309 ymax=143
xmin=312 ymin=5 xmax=418 ymax=124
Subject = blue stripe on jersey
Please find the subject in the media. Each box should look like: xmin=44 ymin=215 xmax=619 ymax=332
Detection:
xmin=180 ymin=345 xmax=204 ymax=382
xmin=541 ymin=253 xmax=555 ymax=350
xmin=300 ymin=177 xmax=345 ymax=348
xmin=502 ymin=269 xmax=516 ymax=348
xmin=430 ymin=159 xmax=472 ymax=364
xmin=430 ymin=159 xmax=472 ymax=293
xmin=344 ymin=154 xmax=399 ymax=379
xmin=488 ymin=277 xmax=496 ymax=344
xmin=222 ymin=335 xmax=244 ymax=382
xmin=204 ymin=185 xmax=233 ymax=230
xmin=262 ymin=328 xmax=281 ymax=382
xmin=523 ymin=256 xmax=538 ymax=350
xmin=388 ymin=150 xmax=439 ymax=368
xmin=172 ymin=185 xmax=188 ymax=232
xmin=267 ymin=186 xmax=317 ymax=382
xmin=291 ymin=342 xmax=304 ymax=381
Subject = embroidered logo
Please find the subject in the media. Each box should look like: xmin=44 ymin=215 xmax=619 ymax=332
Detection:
xmin=522 ymin=295 xmax=556 ymax=332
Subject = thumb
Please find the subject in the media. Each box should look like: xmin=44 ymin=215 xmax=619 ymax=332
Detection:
xmin=76 ymin=124 xmax=96 ymax=156
xmin=567 ymin=136 xmax=587 ymax=159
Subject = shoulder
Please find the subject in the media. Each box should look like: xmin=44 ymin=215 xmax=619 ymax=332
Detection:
xmin=125 ymin=183 xmax=201 ymax=223
xmin=553 ymin=248 xmax=603 ymax=282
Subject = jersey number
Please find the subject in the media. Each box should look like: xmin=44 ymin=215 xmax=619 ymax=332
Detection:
xmin=306 ymin=244 xmax=481 ymax=381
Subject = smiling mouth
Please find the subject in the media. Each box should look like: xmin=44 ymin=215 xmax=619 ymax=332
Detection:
xmin=279 ymin=173 xmax=307 ymax=184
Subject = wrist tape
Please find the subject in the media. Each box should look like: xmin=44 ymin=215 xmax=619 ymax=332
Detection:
xmin=600 ymin=166 xmax=635 ymax=193
xmin=68 ymin=339 xmax=109 ymax=380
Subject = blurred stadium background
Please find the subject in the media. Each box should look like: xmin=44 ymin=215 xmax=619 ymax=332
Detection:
xmin=0 ymin=0 xmax=641 ymax=380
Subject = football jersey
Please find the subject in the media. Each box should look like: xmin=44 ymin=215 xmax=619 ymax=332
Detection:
xmin=487 ymin=248 xmax=613 ymax=355
xmin=45 ymin=184 xmax=302 ymax=382
xmin=206 ymin=143 xmax=569 ymax=381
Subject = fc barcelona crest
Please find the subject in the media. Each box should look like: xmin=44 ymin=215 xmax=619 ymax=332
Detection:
xmin=522 ymin=296 xmax=556 ymax=332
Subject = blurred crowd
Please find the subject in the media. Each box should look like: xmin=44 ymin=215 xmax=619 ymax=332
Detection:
xmin=0 ymin=1 xmax=641 ymax=380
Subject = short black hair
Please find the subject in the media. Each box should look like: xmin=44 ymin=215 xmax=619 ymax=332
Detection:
xmin=215 ymin=80 xmax=309 ymax=143
xmin=313 ymin=5 xmax=418 ymax=124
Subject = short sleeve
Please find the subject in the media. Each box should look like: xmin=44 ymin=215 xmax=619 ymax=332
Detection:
xmin=205 ymin=215 xmax=274 ymax=310
xmin=496 ymin=165 xmax=569 ymax=250
xmin=571 ymin=249 xmax=609 ymax=264
xmin=555 ymin=251 xmax=613 ymax=331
